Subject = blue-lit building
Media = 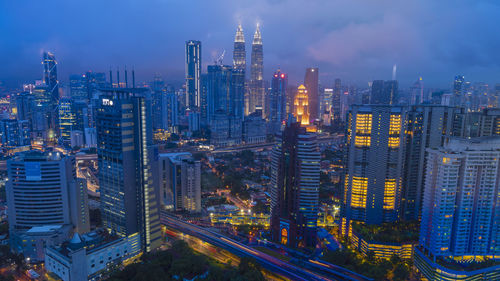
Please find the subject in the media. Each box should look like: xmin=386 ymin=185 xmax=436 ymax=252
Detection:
xmin=43 ymin=51 xmax=59 ymax=104
xmin=0 ymin=119 xmax=30 ymax=147
xmin=185 ymin=40 xmax=201 ymax=110
xmin=96 ymin=88 xmax=161 ymax=253
xmin=268 ymin=69 xmax=287 ymax=133
xmin=271 ymin=119 xmax=320 ymax=248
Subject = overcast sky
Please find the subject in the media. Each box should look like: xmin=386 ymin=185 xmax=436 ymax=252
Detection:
xmin=2 ymin=0 xmax=500 ymax=88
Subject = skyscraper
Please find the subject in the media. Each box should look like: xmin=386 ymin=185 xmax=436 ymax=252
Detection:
xmin=453 ymin=75 xmax=465 ymax=106
xmin=271 ymin=119 xmax=320 ymax=248
xmin=233 ymin=24 xmax=246 ymax=72
xmin=294 ymin=85 xmax=310 ymax=126
xmin=58 ymin=98 xmax=76 ymax=144
xmin=185 ymin=40 xmax=202 ymax=110
xmin=370 ymin=80 xmax=399 ymax=105
xmin=304 ymin=68 xmax=319 ymax=121
xmin=332 ymin=78 xmax=341 ymax=121
xmin=268 ymin=70 xmax=287 ymax=133
xmin=250 ymin=24 xmax=264 ymax=115
xmin=96 ymin=88 xmax=161 ymax=252
xmin=402 ymin=105 xmax=457 ymax=220
xmin=341 ymin=105 xmax=407 ymax=234
xmin=419 ymin=137 xmax=500 ymax=259
xmin=43 ymin=51 xmax=59 ymax=103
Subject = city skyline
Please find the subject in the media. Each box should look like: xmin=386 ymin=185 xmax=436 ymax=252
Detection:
xmin=2 ymin=0 xmax=500 ymax=88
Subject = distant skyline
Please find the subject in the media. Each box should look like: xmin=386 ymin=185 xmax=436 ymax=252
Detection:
xmin=2 ymin=0 xmax=500 ymax=88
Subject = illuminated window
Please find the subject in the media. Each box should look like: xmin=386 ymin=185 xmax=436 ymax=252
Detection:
xmin=355 ymin=114 xmax=372 ymax=134
xmin=388 ymin=137 xmax=400 ymax=148
xmin=384 ymin=179 xmax=396 ymax=210
xmin=281 ymin=228 xmax=288 ymax=245
xmin=389 ymin=114 xmax=401 ymax=135
xmin=344 ymin=174 xmax=349 ymax=204
xmin=351 ymin=177 xmax=368 ymax=208
xmin=442 ymin=157 xmax=450 ymax=164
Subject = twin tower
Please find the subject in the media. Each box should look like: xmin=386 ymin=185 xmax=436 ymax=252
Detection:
xmin=233 ymin=24 xmax=264 ymax=116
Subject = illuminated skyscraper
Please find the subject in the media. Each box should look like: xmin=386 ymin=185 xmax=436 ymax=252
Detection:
xmin=58 ymin=98 xmax=76 ymax=144
xmin=250 ymin=24 xmax=264 ymax=115
xmin=43 ymin=51 xmax=59 ymax=103
xmin=341 ymin=105 xmax=407 ymax=235
xmin=293 ymin=85 xmax=310 ymax=126
xmin=271 ymin=119 xmax=320 ymax=248
xmin=304 ymin=68 xmax=319 ymax=121
xmin=269 ymin=70 xmax=287 ymax=133
xmin=233 ymin=24 xmax=246 ymax=72
xmin=96 ymin=88 xmax=161 ymax=252
xmin=185 ymin=40 xmax=201 ymax=110
xmin=453 ymin=75 xmax=465 ymax=106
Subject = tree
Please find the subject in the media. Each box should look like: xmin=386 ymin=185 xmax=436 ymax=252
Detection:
xmin=392 ymin=263 xmax=410 ymax=281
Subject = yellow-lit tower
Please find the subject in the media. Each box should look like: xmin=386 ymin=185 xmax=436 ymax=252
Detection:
xmin=294 ymin=84 xmax=310 ymax=126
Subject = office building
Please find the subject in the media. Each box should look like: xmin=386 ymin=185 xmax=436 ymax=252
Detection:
xmin=410 ymin=77 xmax=424 ymax=105
xmin=159 ymin=153 xmax=201 ymax=213
xmin=233 ymin=24 xmax=246 ymax=72
xmin=271 ymin=119 xmax=320 ymax=248
xmin=250 ymin=24 xmax=264 ymax=115
xmin=243 ymin=110 xmax=266 ymax=144
xmin=43 ymin=51 xmax=59 ymax=103
xmin=341 ymin=105 xmax=407 ymax=235
xmin=6 ymin=151 xmax=90 ymax=261
xmin=45 ymin=230 xmax=140 ymax=281
xmin=268 ymin=70 xmax=287 ymax=133
xmin=185 ymin=40 xmax=201 ymax=110
xmin=96 ymin=88 xmax=161 ymax=252
xmin=370 ymin=80 xmax=399 ymax=105
xmin=70 ymin=72 xmax=107 ymax=101
xmin=304 ymin=68 xmax=319 ymax=121
xmin=453 ymin=75 xmax=465 ymax=106
xmin=415 ymin=137 xmax=500 ymax=280
xmin=332 ymin=79 xmax=342 ymax=121
xmin=293 ymin=85 xmax=310 ymax=126
xmin=402 ymin=105 xmax=457 ymax=220
xmin=0 ymin=119 xmax=30 ymax=147
xmin=58 ymin=98 xmax=76 ymax=144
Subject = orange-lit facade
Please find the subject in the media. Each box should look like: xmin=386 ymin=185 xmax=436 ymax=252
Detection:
xmin=294 ymin=84 xmax=310 ymax=126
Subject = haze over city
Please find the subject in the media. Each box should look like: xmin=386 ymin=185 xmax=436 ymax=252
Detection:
xmin=2 ymin=0 xmax=500 ymax=87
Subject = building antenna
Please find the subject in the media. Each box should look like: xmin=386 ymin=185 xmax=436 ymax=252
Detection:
xmin=392 ymin=64 xmax=397 ymax=80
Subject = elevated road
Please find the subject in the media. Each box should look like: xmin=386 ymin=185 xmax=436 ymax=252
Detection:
xmin=161 ymin=211 xmax=370 ymax=281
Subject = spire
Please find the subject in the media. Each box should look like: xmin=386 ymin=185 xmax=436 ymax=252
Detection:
xmin=235 ymin=24 xmax=245 ymax=43
xmin=253 ymin=23 xmax=262 ymax=45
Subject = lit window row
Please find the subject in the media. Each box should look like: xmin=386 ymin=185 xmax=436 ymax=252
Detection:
xmin=351 ymin=176 xmax=368 ymax=208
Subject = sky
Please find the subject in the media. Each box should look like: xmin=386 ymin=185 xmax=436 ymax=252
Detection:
xmin=1 ymin=0 xmax=500 ymax=89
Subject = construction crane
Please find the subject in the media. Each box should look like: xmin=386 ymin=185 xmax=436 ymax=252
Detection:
xmin=214 ymin=49 xmax=226 ymax=65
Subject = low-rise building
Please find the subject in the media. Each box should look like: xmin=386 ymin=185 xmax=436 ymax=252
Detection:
xmin=45 ymin=230 xmax=141 ymax=281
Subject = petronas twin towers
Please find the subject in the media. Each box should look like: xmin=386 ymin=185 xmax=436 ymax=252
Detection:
xmin=232 ymin=24 xmax=264 ymax=116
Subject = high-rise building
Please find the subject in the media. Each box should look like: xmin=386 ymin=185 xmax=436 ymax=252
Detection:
xmin=185 ymin=40 xmax=202 ymax=110
xmin=370 ymin=80 xmax=398 ymax=105
xmin=304 ymin=68 xmax=319 ymax=121
xmin=452 ymin=108 xmax=500 ymax=138
xmin=0 ymin=119 xmax=30 ymax=147
xmin=43 ymin=51 xmax=59 ymax=103
xmin=419 ymin=137 xmax=500 ymax=258
xmin=453 ymin=75 xmax=465 ymax=106
xmin=250 ymin=24 xmax=264 ymax=115
xmin=96 ymin=88 xmax=161 ymax=252
xmin=293 ymin=85 xmax=310 ymax=126
xmin=402 ymin=105 xmax=457 ymax=220
xmin=409 ymin=77 xmax=424 ymax=105
xmin=206 ymin=64 xmax=243 ymax=146
xmin=268 ymin=70 xmax=287 ymax=133
xmin=6 ymin=151 xmax=90 ymax=233
xmin=271 ymin=119 xmax=320 ymax=248
xmin=70 ymin=72 xmax=107 ymax=101
xmin=332 ymin=78 xmax=342 ymax=120
xmin=58 ymin=98 xmax=76 ymax=144
xmin=159 ymin=152 xmax=201 ymax=213
xmin=243 ymin=110 xmax=266 ymax=144
xmin=341 ymin=105 xmax=407 ymax=234
xmin=233 ymin=24 xmax=246 ymax=73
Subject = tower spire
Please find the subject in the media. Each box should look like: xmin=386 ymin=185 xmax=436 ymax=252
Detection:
xmin=253 ymin=23 xmax=262 ymax=45
xmin=235 ymin=24 xmax=245 ymax=43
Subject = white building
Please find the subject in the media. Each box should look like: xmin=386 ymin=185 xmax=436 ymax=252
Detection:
xmin=420 ymin=137 xmax=500 ymax=258
xmin=45 ymin=230 xmax=140 ymax=281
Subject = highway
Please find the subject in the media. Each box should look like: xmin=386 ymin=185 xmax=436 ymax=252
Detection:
xmin=161 ymin=211 xmax=371 ymax=281
xmin=161 ymin=211 xmax=333 ymax=281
